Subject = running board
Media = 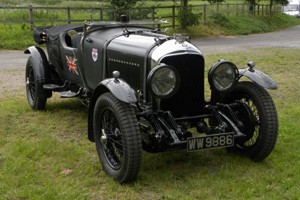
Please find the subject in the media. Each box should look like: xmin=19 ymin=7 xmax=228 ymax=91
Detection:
xmin=60 ymin=88 xmax=82 ymax=98
xmin=43 ymin=81 xmax=68 ymax=91
xmin=60 ymin=91 xmax=78 ymax=98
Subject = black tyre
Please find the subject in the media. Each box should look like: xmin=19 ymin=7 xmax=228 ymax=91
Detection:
xmin=223 ymin=81 xmax=278 ymax=162
xmin=93 ymin=92 xmax=142 ymax=183
xmin=25 ymin=56 xmax=50 ymax=110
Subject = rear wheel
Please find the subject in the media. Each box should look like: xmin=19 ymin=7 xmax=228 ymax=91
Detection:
xmin=93 ymin=92 xmax=142 ymax=183
xmin=222 ymin=81 xmax=278 ymax=161
xmin=25 ymin=56 xmax=50 ymax=110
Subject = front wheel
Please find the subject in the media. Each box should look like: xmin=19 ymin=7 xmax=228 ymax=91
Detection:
xmin=222 ymin=81 xmax=278 ymax=162
xmin=93 ymin=92 xmax=142 ymax=183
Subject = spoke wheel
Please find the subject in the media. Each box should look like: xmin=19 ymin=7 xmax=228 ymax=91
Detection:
xmin=27 ymin=66 xmax=36 ymax=104
xmin=222 ymin=81 xmax=278 ymax=161
xmin=101 ymin=109 xmax=124 ymax=170
xmin=237 ymin=98 xmax=260 ymax=148
xmin=93 ymin=92 xmax=142 ymax=183
xmin=25 ymin=56 xmax=50 ymax=110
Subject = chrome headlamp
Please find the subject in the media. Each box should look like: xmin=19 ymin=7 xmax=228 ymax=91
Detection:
xmin=208 ymin=61 xmax=238 ymax=92
xmin=147 ymin=64 xmax=180 ymax=99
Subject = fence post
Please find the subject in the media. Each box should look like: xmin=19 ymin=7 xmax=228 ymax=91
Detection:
xmin=216 ymin=3 xmax=219 ymax=14
xmin=236 ymin=4 xmax=238 ymax=16
xmin=67 ymin=7 xmax=71 ymax=24
xmin=151 ymin=6 xmax=155 ymax=21
xmin=227 ymin=4 xmax=230 ymax=16
xmin=269 ymin=4 xmax=273 ymax=16
xmin=249 ymin=4 xmax=253 ymax=15
xmin=100 ymin=7 xmax=103 ymax=20
xmin=172 ymin=5 xmax=175 ymax=29
xmin=203 ymin=4 xmax=207 ymax=24
xmin=242 ymin=4 xmax=245 ymax=14
xmin=28 ymin=5 xmax=34 ymax=26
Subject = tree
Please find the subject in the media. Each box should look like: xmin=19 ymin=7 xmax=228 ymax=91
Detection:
xmin=269 ymin=0 xmax=288 ymax=14
xmin=244 ymin=0 xmax=261 ymax=14
xmin=207 ymin=0 xmax=225 ymax=3
xmin=245 ymin=0 xmax=288 ymax=14
xmin=271 ymin=0 xmax=289 ymax=5
xmin=177 ymin=0 xmax=201 ymax=28
xmin=107 ymin=0 xmax=140 ymax=21
xmin=177 ymin=0 xmax=224 ymax=28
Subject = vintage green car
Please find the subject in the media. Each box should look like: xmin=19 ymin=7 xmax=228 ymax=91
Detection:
xmin=25 ymin=17 xmax=278 ymax=183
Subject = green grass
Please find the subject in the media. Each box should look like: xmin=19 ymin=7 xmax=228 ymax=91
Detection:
xmin=1 ymin=48 xmax=300 ymax=199
xmin=172 ymin=13 xmax=300 ymax=38
xmin=208 ymin=13 xmax=300 ymax=35
xmin=0 ymin=23 xmax=33 ymax=50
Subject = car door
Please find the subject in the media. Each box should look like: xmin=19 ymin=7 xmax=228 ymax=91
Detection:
xmin=59 ymin=32 xmax=82 ymax=85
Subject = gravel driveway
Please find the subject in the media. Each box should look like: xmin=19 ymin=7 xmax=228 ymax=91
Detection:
xmin=1 ymin=25 xmax=300 ymax=94
xmin=192 ymin=25 xmax=300 ymax=55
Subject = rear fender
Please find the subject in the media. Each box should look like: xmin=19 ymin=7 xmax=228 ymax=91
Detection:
xmin=239 ymin=68 xmax=277 ymax=90
xmin=87 ymin=78 xmax=137 ymax=141
xmin=24 ymin=46 xmax=50 ymax=83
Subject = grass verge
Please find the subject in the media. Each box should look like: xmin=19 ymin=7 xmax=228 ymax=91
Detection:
xmin=174 ymin=13 xmax=300 ymax=38
xmin=0 ymin=48 xmax=299 ymax=199
xmin=1 ymin=13 xmax=300 ymax=50
xmin=0 ymin=23 xmax=33 ymax=50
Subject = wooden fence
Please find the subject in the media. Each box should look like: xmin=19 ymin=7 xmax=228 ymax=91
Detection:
xmin=0 ymin=4 xmax=282 ymax=28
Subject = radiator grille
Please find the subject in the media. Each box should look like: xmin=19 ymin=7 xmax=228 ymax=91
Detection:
xmin=160 ymin=54 xmax=205 ymax=117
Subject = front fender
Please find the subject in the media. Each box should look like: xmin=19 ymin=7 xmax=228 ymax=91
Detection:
xmin=239 ymin=68 xmax=277 ymax=90
xmin=99 ymin=78 xmax=137 ymax=103
xmin=24 ymin=46 xmax=49 ymax=83
xmin=87 ymin=78 xmax=137 ymax=142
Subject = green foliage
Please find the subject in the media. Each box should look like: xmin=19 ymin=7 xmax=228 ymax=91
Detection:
xmin=273 ymin=0 xmax=289 ymax=5
xmin=210 ymin=13 xmax=231 ymax=27
xmin=1 ymin=12 xmax=299 ymax=50
xmin=0 ymin=24 xmax=33 ymax=50
xmin=177 ymin=5 xmax=201 ymax=28
xmin=106 ymin=0 xmax=140 ymax=20
xmin=108 ymin=0 xmax=139 ymax=8
xmin=31 ymin=0 xmax=63 ymax=5
xmin=130 ymin=4 xmax=155 ymax=20
xmin=176 ymin=0 xmax=201 ymax=28
xmin=209 ymin=13 xmax=300 ymax=35
xmin=207 ymin=0 xmax=225 ymax=4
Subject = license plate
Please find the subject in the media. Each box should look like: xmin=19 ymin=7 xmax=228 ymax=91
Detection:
xmin=187 ymin=132 xmax=234 ymax=152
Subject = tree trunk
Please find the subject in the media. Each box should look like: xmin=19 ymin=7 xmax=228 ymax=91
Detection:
xmin=181 ymin=0 xmax=188 ymax=7
xmin=249 ymin=0 xmax=256 ymax=15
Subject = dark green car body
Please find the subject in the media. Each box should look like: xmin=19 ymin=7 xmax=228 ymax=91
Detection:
xmin=25 ymin=20 xmax=278 ymax=183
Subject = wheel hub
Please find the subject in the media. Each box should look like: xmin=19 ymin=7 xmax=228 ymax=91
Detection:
xmin=235 ymin=101 xmax=257 ymax=142
xmin=100 ymin=129 xmax=108 ymax=150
